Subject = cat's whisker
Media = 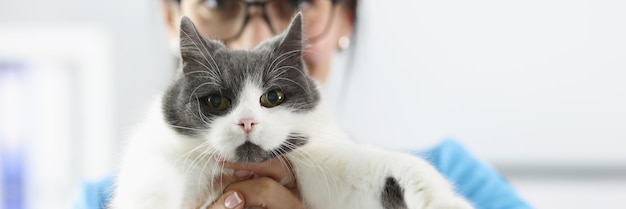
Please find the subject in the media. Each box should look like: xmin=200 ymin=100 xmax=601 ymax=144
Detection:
xmin=187 ymin=81 xmax=221 ymax=104
xmin=181 ymin=70 xmax=217 ymax=79
xmin=186 ymin=71 xmax=221 ymax=84
xmin=195 ymin=148 xmax=217 ymax=191
xmin=180 ymin=29 xmax=221 ymax=76
xmin=167 ymin=124 xmax=206 ymax=132
xmin=186 ymin=147 xmax=216 ymax=195
xmin=280 ymin=98 xmax=318 ymax=111
xmin=173 ymin=141 xmax=209 ymax=167
xmin=277 ymin=156 xmax=293 ymax=181
xmin=198 ymin=147 xmax=223 ymax=195
xmin=173 ymin=141 xmax=209 ymax=172
xmin=183 ymin=149 xmax=205 ymax=175
xmin=192 ymin=105 xmax=208 ymax=126
xmin=192 ymin=33 xmax=223 ymax=80
xmin=272 ymin=148 xmax=303 ymax=194
xmin=269 ymin=48 xmax=322 ymax=70
xmin=272 ymin=77 xmax=308 ymax=95
xmin=214 ymin=144 xmax=230 ymax=193
xmin=267 ymin=49 xmax=301 ymax=74
xmin=186 ymin=144 xmax=216 ymax=175
xmin=265 ymin=68 xmax=291 ymax=84
xmin=181 ymin=95 xmax=211 ymax=128
xmin=211 ymin=152 xmax=220 ymax=192
xmin=271 ymin=65 xmax=312 ymax=91
xmin=198 ymin=110 xmax=212 ymax=126
xmin=286 ymin=147 xmax=339 ymax=203
xmin=267 ymin=48 xmax=321 ymax=77
xmin=190 ymin=96 xmax=214 ymax=126
xmin=265 ymin=54 xmax=314 ymax=95
xmin=197 ymin=143 xmax=221 ymax=192
xmin=287 ymin=148 xmax=322 ymax=169
xmin=186 ymin=57 xmax=220 ymax=79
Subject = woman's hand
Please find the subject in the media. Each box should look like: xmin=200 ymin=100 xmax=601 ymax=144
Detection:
xmin=207 ymin=157 xmax=304 ymax=209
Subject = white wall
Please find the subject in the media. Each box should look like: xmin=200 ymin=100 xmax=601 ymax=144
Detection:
xmin=0 ymin=0 xmax=175 ymax=145
xmin=333 ymin=0 xmax=626 ymax=165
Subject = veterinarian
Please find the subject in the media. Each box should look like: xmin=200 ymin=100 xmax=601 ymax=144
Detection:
xmin=76 ymin=0 xmax=532 ymax=208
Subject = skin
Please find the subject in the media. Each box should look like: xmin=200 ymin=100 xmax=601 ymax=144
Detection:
xmin=213 ymin=158 xmax=304 ymax=209
xmin=160 ymin=0 xmax=355 ymax=208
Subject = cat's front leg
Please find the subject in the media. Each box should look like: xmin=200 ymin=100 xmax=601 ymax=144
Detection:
xmin=110 ymin=167 xmax=187 ymax=209
xmin=109 ymin=149 xmax=209 ymax=209
xmin=388 ymin=152 xmax=474 ymax=209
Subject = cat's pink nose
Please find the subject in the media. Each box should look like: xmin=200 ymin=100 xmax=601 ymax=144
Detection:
xmin=238 ymin=119 xmax=257 ymax=134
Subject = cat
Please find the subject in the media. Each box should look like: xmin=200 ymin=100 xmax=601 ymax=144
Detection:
xmin=110 ymin=14 xmax=474 ymax=209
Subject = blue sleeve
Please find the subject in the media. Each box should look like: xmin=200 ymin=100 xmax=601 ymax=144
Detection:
xmin=73 ymin=175 xmax=114 ymax=209
xmin=416 ymin=139 xmax=533 ymax=209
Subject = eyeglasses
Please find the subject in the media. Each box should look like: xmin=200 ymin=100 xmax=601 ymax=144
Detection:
xmin=184 ymin=0 xmax=340 ymax=42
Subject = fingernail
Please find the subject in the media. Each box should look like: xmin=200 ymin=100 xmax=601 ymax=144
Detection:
xmin=224 ymin=192 xmax=242 ymax=208
xmin=234 ymin=169 xmax=253 ymax=177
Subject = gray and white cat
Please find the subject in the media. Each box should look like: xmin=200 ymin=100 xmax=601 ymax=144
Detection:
xmin=110 ymin=14 xmax=473 ymax=209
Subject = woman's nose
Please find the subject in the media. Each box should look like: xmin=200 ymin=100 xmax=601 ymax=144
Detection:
xmin=227 ymin=9 xmax=275 ymax=49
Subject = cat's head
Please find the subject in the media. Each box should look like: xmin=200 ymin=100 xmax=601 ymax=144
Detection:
xmin=163 ymin=14 xmax=320 ymax=163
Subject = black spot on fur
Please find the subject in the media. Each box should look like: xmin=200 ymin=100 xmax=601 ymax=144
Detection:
xmin=381 ymin=177 xmax=408 ymax=209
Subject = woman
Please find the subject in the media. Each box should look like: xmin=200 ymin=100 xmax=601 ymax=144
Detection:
xmin=76 ymin=0 xmax=531 ymax=208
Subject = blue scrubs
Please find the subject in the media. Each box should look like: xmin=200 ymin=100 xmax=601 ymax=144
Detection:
xmin=73 ymin=139 xmax=532 ymax=209
xmin=416 ymin=139 xmax=532 ymax=209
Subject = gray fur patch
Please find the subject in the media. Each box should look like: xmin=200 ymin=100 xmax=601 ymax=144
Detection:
xmin=381 ymin=177 xmax=408 ymax=209
xmin=235 ymin=133 xmax=308 ymax=163
xmin=162 ymin=14 xmax=319 ymax=136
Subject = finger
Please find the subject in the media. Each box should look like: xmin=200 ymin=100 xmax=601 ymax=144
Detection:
xmin=208 ymin=169 xmax=255 ymax=201
xmin=207 ymin=191 xmax=245 ymax=209
xmin=225 ymin=177 xmax=305 ymax=209
xmin=222 ymin=157 xmax=297 ymax=188
xmin=215 ymin=170 xmax=254 ymax=188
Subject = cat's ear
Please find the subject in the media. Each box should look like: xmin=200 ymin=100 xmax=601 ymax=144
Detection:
xmin=274 ymin=13 xmax=305 ymax=65
xmin=179 ymin=16 xmax=222 ymax=74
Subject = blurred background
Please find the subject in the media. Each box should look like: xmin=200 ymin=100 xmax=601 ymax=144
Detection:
xmin=0 ymin=0 xmax=625 ymax=208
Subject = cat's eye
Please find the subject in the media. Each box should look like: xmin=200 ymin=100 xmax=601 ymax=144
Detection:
xmin=260 ymin=90 xmax=285 ymax=108
xmin=206 ymin=95 xmax=231 ymax=111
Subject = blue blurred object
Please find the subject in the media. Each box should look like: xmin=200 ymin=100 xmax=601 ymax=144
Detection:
xmin=1 ymin=146 xmax=25 ymax=209
xmin=73 ymin=176 xmax=114 ymax=209
xmin=418 ymin=139 xmax=533 ymax=209
xmin=74 ymin=139 xmax=532 ymax=209
xmin=1 ymin=62 xmax=26 ymax=209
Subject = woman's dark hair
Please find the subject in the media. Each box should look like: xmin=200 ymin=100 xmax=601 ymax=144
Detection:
xmin=345 ymin=0 xmax=358 ymax=21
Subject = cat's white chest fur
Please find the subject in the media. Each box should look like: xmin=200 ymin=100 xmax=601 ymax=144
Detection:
xmin=111 ymin=99 xmax=224 ymax=209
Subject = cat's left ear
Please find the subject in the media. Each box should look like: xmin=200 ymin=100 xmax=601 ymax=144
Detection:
xmin=179 ymin=16 xmax=223 ymax=74
xmin=273 ymin=13 xmax=305 ymax=67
